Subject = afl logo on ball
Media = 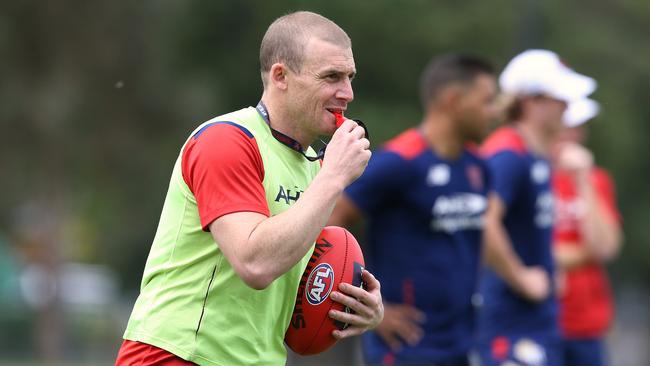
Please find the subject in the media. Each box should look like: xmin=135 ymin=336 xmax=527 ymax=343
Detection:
xmin=306 ymin=263 xmax=334 ymax=305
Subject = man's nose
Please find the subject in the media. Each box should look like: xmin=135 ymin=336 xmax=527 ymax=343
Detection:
xmin=336 ymin=78 xmax=354 ymax=102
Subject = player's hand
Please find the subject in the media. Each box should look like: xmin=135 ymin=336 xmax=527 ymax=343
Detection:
xmin=556 ymin=142 xmax=593 ymax=176
xmin=328 ymin=270 xmax=383 ymax=340
xmin=373 ymin=303 xmax=426 ymax=352
xmin=515 ymin=266 xmax=551 ymax=302
xmin=321 ymin=119 xmax=371 ymax=188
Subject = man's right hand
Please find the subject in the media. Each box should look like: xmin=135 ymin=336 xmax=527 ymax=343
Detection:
xmin=514 ymin=266 xmax=551 ymax=302
xmin=555 ymin=142 xmax=593 ymax=179
xmin=321 ymin=119 xmax=371 ymax=188
xmin=374 ymin=303 xmax=426 ymax=352
xmin=483 ymin=194 xmax=551 ymax=303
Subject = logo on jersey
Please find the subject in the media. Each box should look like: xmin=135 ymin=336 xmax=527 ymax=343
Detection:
xmin=531 ymin=161 xmax=550 ymax=184
xmin=513 ymin=338 xmax=546 ymax=366
xmin=431 ymin=193 xmax=487 ymax=232
xmin=427 ymin=164 xmax=450 ymax=186
xmin=535 ymin=191 xmax=555 ymax=228
xmin=555 ymin=197 xmax=584 ymax=232
xmin=306 ymin=263 xmax=335 ymax=305
xmin=275 ymin=185 xmax=304 ymax=205
xmin=491 ymin=336 xmax=510 ymax=361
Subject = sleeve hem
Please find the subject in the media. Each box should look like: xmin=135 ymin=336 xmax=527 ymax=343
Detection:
xmin=201 ymin=205 xmax=271 ymax=231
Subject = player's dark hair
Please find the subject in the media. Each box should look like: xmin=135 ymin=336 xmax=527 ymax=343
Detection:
xmin=504 ymin=97 xmax=524 ymax=122
xmin=419 ymin=54 xmax=495 ymax=111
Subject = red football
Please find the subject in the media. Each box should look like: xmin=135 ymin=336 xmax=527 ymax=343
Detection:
xmin=285 ymin=226 xmax=365 ymax=355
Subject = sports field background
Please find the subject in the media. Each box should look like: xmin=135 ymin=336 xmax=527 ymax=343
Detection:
xmin=1 ymin=1 xmax=650 ymax=364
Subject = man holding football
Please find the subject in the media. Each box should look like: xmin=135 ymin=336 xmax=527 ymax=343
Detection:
xmin=115 ymin=11 xmax=383 ymax=366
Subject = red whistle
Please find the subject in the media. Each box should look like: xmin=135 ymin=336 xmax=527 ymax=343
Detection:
xmin=333 ymin=111 xmax=345 ymax=127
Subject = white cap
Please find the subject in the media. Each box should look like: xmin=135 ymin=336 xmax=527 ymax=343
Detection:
xmin=564 ymin=98 xmax=600 ymax=127
xmin=499 ymin=49 xmax=596 ymax=103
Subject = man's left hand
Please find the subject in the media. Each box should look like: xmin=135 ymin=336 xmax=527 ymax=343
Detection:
xmin=328 ymin=270 xmax=384 ymax=339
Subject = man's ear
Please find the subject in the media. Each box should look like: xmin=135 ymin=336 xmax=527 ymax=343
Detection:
xmin=269 ymin=63 xmax=289 ymax=90
xmin=439 ymin=85 xmax=464 ymax=112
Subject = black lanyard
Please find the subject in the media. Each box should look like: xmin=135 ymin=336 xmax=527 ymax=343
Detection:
xmin=255 ymin=101 xmax=369 ymax=162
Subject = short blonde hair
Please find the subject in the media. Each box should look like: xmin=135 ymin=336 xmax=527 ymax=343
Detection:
xmin=259 ymin=11 xmax=351 ymax=87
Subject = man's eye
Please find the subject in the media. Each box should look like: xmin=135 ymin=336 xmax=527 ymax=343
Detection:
xmin=326 ymin=74 xmax=339 ymax=81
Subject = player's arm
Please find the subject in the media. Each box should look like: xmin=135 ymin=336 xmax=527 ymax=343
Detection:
xmin=555 ymin=183 xmax=622 ymax=270
xmin=554 ymin=243 xmax=591 ymax=270
xmin=574 ymin=172 xmax=622 ymax=262
xmin=483 ymin=193 xmax=550 ymax=302
xmin=555 ymin=143 xmax=623 ymax=266
xmin=209 ymin=119 xmax=370 ymax=290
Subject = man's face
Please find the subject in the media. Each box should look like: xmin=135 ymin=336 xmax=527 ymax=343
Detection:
xmin=557 ymin=124 xmax=588 ymax=145
xmin=455 ymin=74 xmax=498 ymax=143
xmin=527 ymin=95 xmax=568 ymax=137
xmin=285 ymin=38 xmax=356 ymax=139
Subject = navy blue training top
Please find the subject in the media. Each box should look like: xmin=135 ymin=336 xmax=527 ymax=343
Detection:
xmin=345 ymin=128 xmax=491 ymax=364
xmin=477 ymin=126 xmax=558 ymax=340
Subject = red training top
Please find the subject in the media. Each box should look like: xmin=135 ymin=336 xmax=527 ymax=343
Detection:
xmin=553 ymin=167 xmax=621 ymax=338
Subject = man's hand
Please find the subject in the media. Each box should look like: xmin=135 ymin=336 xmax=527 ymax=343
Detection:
xmin=327 ymin=270 xmax=384 ymax=340
xmin=321 ymin=119 xmax=371 ymax=189
xmin=556 ymin=142 xmax=593 ymax=176
xmin=372 ymin=303 xmax=426 ymax=352
xmin=514 ymin=266 xmax=551 ymax=302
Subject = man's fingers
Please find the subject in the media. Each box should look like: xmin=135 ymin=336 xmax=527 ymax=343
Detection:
xmin=360 ymin=137 xmax=370 ymax=150
xmin=367 ymin=303 xmax=426 ymax=350
xmin=351 ymin=124 xmax=366 ymax=139
xmin=332 ymin=325 xmax=364 ymax=340
xmin=335 ymin=119 xmax=365 ymax=140
xmin=337 ymin=119 xmax=359 ymax=133
xmin=394 ymin=320 xmax=424 ymax=346
xmin=375 ymin=317 xmax=423 ymax=348
xmin=328 ymin=308 xmax=367 ymax=327
xmin=337 ymin=280 xmax=381 ymax=313
xmin=330 ymin=291 xmax=372 ymax=319
xmin=328 ymin=269 xmax=384 ymax=338
xmin=375 ymin=330 xmax=403 ymax=352
xmin=337 ymin=283 xmax=373 ymax=306
xmin=362 ymin=270 xmax=381 ymax=291
xmin=402 ymin=306 xmax=426 ymax=323
xmin=382 ymin=310 xmax=424 ymax=345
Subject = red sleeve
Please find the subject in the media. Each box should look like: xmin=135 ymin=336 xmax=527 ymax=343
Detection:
xmin=592 ymin=167 xmax=622 ymax=225
xmin=480 ymin=126 xmax=526 ymax=158
xmin=181 ymin=122 xmax=269 ymax=231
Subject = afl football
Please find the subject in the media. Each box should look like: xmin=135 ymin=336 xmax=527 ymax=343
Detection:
xmin=285 ymin=226 xmax=365 ymax=355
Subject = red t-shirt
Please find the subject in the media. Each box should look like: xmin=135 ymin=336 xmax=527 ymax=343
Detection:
xmin=181 ymin=122 xmax=269 ymax=230
xmin=553 ymin=167 xmax=621 ymax=338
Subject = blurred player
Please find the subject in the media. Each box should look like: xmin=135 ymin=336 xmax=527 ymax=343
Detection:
xmin=114 ymin=11 xmax=383 ymax=366
xmin=553 ymin=98 xmax=623 ymax=366
xmin=477 ymin=49 xmax=596 ymax=366
xmin=329 ymin=54 xmax=498 ymax=365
